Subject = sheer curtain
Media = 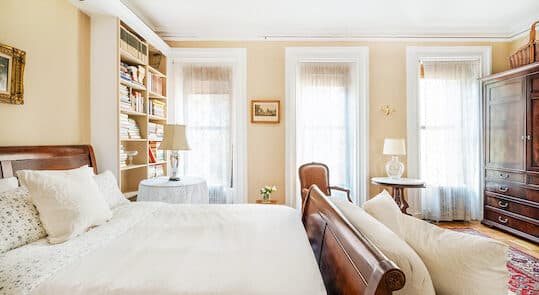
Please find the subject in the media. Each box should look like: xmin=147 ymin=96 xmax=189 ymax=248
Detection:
xmin=419 ymin=60 xmax=481 ymax=221
xmin=296 ymin=62 xmax=357 ymax=199
xmin=181 ymin=64 xmax=233 ymax=203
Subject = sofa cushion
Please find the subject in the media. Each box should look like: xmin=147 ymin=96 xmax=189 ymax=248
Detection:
xmin=399 ymin=214 xmax=510 ymax=295
xmin=363 ymin=190 xmax=403 ymax=236
xmin=332 ymin=198 xmax=436 ymax=295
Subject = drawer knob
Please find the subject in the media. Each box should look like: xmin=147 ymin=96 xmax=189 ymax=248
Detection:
xmin=497 ymin=200 xmax=509 ymax=208
xmin=499 ymin=173 xmax=510 ymax=179
xmin=498 ymin=216 xmax=508 ymax=224
xmin=497 ymin=186 xmax=509 ymax=193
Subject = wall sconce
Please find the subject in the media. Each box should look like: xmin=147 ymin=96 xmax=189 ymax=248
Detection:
xmin=380 ymin=105 xmax=396 ymax=117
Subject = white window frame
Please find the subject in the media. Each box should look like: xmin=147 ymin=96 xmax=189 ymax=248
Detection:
xmin=285 ymin=47 xmax=369 ymax=208
xmin=168 ymin=48 xmax=248 ymax=203
xmin=406 ymin=46 xmax=491 ymax=217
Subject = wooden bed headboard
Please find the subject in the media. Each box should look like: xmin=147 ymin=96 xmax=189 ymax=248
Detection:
xmin=0 ymin=145 xmax=97 ymax=179
xmin=302 ymin=185 xmax=405 ymax=295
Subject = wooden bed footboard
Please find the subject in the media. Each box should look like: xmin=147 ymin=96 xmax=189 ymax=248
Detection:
xmin=302 ymin=185 xmax=405 ymax=295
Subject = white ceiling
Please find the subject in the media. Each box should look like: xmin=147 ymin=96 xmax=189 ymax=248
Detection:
xmin=121 ymin=0 xmax=539 ymax=40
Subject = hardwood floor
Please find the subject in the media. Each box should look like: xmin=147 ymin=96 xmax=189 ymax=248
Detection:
xmin=438 ymin=221 xmax=539 ymax=258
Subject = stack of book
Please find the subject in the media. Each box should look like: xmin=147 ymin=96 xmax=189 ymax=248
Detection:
xmin=120 ymin=114 xmax=129 ymax=140
xmin=127 ymin=118 xmax=142 ymax=139
xmin=120 ymin=62 xmax=145 ymax=86
xmin=147 ymin=72 xmax=163 ymax=95
xmin=120 ymin=26 xmax=148 ymax=63
xmin=148 ymin=99 xmax=165 ymax=117
xmin=148 ymin=122 xmax=164 ymax=141
xmin=120 ymin=85 xmax=145 ymax=113
xmin=119 ymin=144 xmax=128 ymax=168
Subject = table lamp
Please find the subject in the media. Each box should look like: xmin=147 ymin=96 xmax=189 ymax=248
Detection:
xmin=159 ymin=124 xmax=190 ymax=181
xmin=383 ymin=138 xmax=406 ymax=178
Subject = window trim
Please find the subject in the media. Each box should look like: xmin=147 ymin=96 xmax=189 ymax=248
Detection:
xmin=169 ymin=48 xmax=248 ymax=203
xmin=406 ymin=46 xmax=491 ymax=217
xmin=285 ymin=47 xmax=369 ymax=208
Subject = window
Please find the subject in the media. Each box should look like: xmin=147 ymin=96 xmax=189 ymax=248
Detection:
xmin=171 ymin=49 xmax=247 ymax=204
xmin=406 ymin=46 xmax=491 ymax=220
xmin=285 ymin=47 xmax=369 ymax=208
xmin=419 ymin=60 xmax=481 ymax=221
xmin=182 ymin=65 xmax=233 ymax=202
xmin=297 ymin=63 xmax=354 ymax=192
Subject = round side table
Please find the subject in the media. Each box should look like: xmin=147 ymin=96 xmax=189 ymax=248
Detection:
xmin=371 ymin=177 xmax=426 ymax=215
xmin=138 ymin=176 xmax=209 ymax=204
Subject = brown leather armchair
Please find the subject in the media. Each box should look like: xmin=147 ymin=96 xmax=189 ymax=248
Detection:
xmin=298 ymin=162 xmax=352 ymax=204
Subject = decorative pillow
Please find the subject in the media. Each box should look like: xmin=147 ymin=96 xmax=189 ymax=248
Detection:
xmin=363 ymin=190 xmax=403 ymax=236
xmin=93 ymin=171 xmax=128 ymax=209
xmin=0 ymin=177 xmax=19 ymax=193
xmin=0 ymin=187 xmax=47 ymax=253
xmin=399 ymin=214 xmax=509 ymax=295
xmin=332 ymin=198 xmax=436 ymax=295
xmin=17 ymin=166 xmax=112 ymax=244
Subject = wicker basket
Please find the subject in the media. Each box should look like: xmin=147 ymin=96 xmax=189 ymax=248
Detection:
xmin=509 ymin=21 xmax=539 ymax=68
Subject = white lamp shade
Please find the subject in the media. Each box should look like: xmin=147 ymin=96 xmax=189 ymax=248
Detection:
xmin=159 ymin=124 xmax=191 ymax=151
xmin=383 ymin=138 xmax=406 ymax=155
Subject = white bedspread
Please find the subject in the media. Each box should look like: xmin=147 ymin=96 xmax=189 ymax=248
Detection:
xmin=0 ymin=203 xmax=325 ymax=295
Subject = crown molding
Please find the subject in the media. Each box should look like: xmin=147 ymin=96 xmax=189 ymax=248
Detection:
xmin=70 ymin=0 xmax=170 ymax=54
xmin=161 ymin=34 xmax=514 ymax=43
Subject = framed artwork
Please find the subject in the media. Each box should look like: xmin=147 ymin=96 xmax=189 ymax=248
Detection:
xmin=0 ymin=43 xmax=25 ymax=105
xmin=251 ymin=99 xmax=280 ymax=124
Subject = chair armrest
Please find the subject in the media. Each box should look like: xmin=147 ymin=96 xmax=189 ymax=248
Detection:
xmin=329 ymin=186 xmax=352 ymax=202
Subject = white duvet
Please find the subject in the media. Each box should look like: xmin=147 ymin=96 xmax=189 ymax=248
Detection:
xmin=0 ymin=202 xmax=326 ymax=295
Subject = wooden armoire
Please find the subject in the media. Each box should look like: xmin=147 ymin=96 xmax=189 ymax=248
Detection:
xmin=482 ymin=62 xmax=539 ymax=244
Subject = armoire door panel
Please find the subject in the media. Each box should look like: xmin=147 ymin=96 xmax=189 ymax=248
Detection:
xmin=485 ymin=78 xmax=526 ymax=170
xmin=527 ymin=74 xmax=539 ymax=171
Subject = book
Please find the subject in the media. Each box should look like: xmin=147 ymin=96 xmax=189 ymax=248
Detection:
xmin=148 ymin=147 xmax=156 ymax=163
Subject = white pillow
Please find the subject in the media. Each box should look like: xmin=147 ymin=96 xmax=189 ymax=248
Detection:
xmin=93 ymin=171 xmax=129 ymax=209
xmin=17 ymin=166 xmax=112 ymax=244
xmin=0 ymin=187 xmax=47 ymax=253
xmin=400 ymin=214 xmax=509 ymax=295
xmin=332 ymin=198 xmax=436 ymax=295
xmin=0 ymin=177 xmax=19 ymax=193
xmin=363 ymin=190 xmax=403 ymax=236
xmin=17 ymin=165 xmax=94 ymax=187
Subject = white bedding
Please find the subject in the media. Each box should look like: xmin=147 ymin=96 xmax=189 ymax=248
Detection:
xmin=0 ymin=203 xmax=326 ymax=295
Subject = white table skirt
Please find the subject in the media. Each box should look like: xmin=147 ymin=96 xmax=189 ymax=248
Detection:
xmin=137 ymin=176 xmax=209 ymax=204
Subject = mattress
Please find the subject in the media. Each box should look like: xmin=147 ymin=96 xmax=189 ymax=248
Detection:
xmin=0 ymin=202 xmax=326 ymax=295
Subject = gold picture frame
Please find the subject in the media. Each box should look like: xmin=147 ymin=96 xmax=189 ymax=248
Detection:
xmin=251 ymin=99 xmax=280 ymax=124
xmin=0 ymin=43 xmax=26 ymax=105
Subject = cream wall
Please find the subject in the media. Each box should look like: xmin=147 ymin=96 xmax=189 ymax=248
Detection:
xmin=169 ymin=40 xmax=512 ymax=203
xmin=0 ymin=0 xmax=90 ymax=146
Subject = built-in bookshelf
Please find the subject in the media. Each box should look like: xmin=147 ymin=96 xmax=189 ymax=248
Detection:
xmin=90 ymin=18 xmax=168 ymax=201
xmin=119 ymin=23 xmax=168 ymax=199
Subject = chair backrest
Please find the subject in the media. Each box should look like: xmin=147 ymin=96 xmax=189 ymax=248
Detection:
xmin=298 ymin=162 xmax=331 ymax=198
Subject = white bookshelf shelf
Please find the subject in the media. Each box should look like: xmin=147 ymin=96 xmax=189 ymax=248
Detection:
xmin=120 ymin=164 xmax=147 ymax=171
xmin=120 ymin=48 xmax=146 ymax=66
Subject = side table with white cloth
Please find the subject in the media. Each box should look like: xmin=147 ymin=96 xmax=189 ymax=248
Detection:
xmin=138 ymin=176 xmax=209 ymax=204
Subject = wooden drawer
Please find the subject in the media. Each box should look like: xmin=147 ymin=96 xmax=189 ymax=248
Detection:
xmin=484 ymin=193 xmax=539 ymax=219
xmin=484 ymin=208 xmax=539 ymax=238
xmin=485 ymin=181 xmax=539 ymax=203
xmin=485 ymin=170 xmax=525 ymax=183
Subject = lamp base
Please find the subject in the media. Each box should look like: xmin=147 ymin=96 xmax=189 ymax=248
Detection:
xmin=385 ymin=156 xmax=404 ymax=178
